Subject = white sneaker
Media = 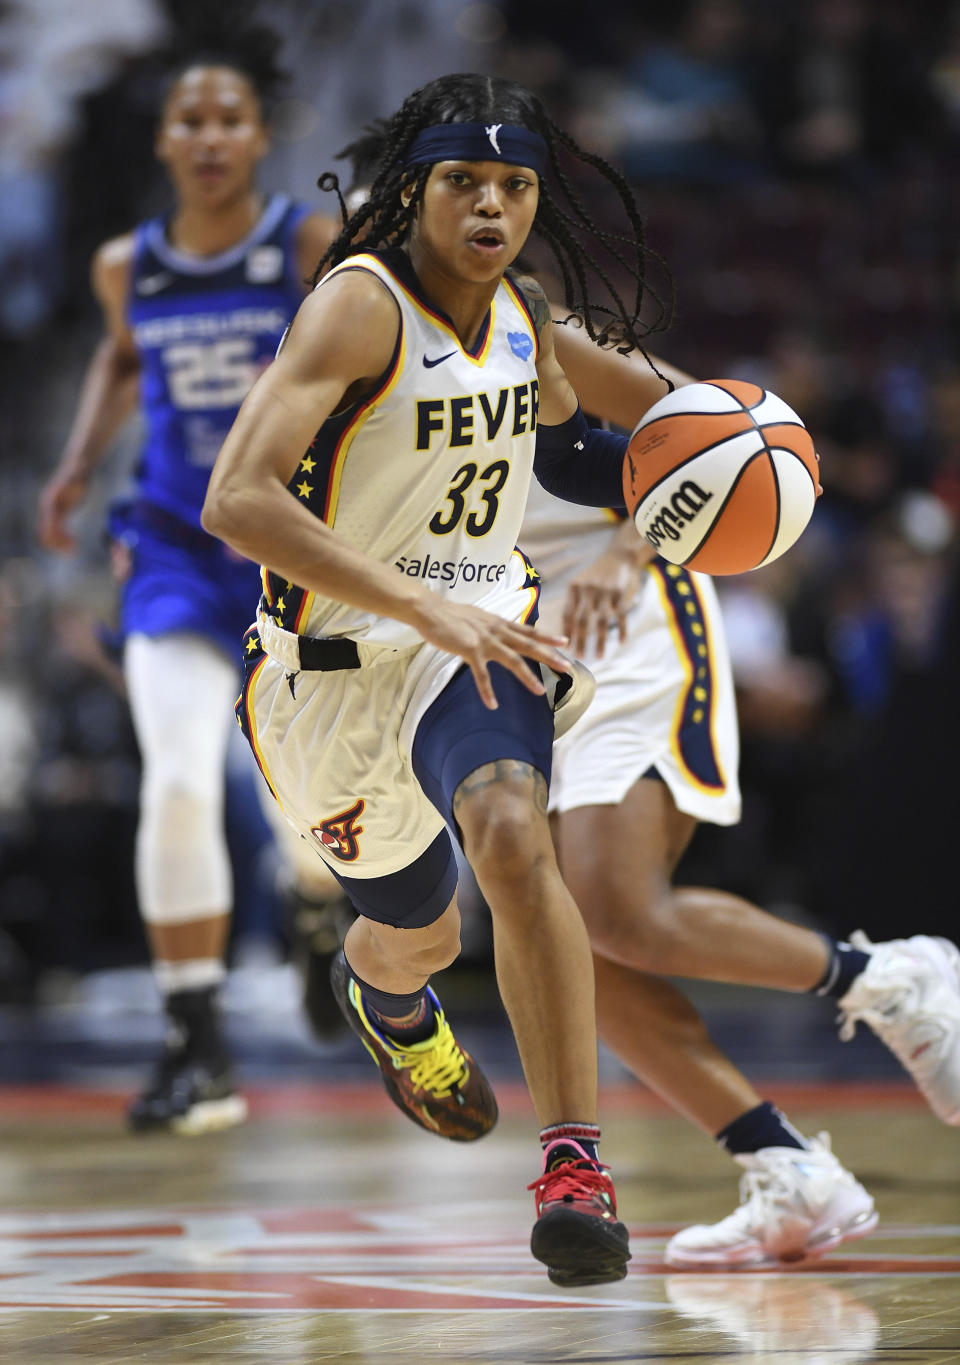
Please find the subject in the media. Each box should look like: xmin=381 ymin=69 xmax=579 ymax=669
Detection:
xmin=666 ymin=1275 xmax=880 ymax=1362
xmin=665 ymin=1134 xmax=877 ymax=1268
xmin=541 ymin=656 xmax=596 ymax=740
xmin=838 ymin=930 xmax=960 ymax=1125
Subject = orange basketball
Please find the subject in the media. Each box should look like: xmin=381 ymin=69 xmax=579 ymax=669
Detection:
xmin=622 ymin=379 xmax=820 ymax=574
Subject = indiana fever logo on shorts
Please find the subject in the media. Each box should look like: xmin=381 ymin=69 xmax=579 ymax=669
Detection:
xmin=312 ymin=799 xmax=366 ymax=862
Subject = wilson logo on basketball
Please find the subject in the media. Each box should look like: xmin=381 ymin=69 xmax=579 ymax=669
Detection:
xmin=312 ymin=799 xmax=366 ymax=862
xmin=642 ymin=480 xmax=714 ymax=549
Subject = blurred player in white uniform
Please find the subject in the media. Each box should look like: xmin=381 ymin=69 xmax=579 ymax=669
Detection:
xmin=315 ymin=119 xmax=960 ymax=1270
xmin=529 ymin=323 xmax=960 ymax=1266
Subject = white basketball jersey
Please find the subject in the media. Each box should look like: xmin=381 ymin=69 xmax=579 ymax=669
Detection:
xmin=260 ymin=248 xmax=541 ymax=647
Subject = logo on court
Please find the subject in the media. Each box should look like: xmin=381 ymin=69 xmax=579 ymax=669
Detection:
xmin=0 ymin=1204 xmax=634 ymax=1310
xmin=485 ymin=122 xmax=503 ymax=154
xmin=313 ymin=799 xmax=366 ymax=862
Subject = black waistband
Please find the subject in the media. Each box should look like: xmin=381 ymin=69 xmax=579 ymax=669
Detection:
xmin=296 ymin=634 xmax=361 ymax=671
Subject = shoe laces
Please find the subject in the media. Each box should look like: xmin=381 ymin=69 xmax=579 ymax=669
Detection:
xmin=735 ymin=1166 xmax=799 ymax=1232
xmin=389 ymin=1013 xmax=469 ymax=1098
xmin=348 ymin=981 xmax=469 ymax=1097
xmin=527 ymin=1159 xmax=618 ymax=1217
xmin=732 ymin=1139 xmax=835 ymax=1233
xmin=836 ymin=935 xmax=947 ymax=1072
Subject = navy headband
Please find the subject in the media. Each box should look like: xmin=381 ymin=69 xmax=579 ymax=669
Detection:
xmin=403 ymin=122 xmax=546 ymax=177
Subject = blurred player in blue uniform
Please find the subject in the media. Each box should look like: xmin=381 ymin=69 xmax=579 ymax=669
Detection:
xmin=37 ymin=21 xmax=336 ymax=1134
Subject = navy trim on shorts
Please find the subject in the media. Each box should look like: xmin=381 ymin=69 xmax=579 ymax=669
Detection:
xmin=412 ymin=661 xmax=555 ymax=832
xmin=330 ymin=829 xmax=458 ymax=929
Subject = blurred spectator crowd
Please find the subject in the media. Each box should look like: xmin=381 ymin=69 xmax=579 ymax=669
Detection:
xmin=1 ymin=0 xmax=959 ymax=1002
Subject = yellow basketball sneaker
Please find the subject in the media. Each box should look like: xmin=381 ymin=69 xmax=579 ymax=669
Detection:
xmin=329 ymin=950 xmax=498 ymax=1141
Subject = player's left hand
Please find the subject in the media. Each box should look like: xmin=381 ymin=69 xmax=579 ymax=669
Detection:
xmin=562 ymin=544 xmax=651 ymax=660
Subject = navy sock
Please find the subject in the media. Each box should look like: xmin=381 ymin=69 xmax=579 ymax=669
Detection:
xmin=345 ymin=955 xmax=436 ymax=1044
xmin=716 ymin=1101 xmax=809 ymax=1155
xmin=367 ymin=992 xmax=436 ymax=1044
xmin=810 ymin=937 xmax=872 ymax=999
xmin=540 ymin=1122 xmax=601 ymax=1168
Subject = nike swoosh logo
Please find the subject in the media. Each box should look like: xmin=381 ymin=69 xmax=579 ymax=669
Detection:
xmin=137 ymin=271 xmax=174 ymax=296
xmin=423 ymin=351 xmax=456 ymax=368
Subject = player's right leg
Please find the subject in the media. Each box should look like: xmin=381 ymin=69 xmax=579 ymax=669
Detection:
xmin=327 ymin=887 xmax=497 ymax=1141
xmin=594 ymin=958 xmax=877 ymax=1266
xmin=237 ymin=629 xmax=497 ymax=1141
xmin=124 ymin=631 xmax=247 ymax=1135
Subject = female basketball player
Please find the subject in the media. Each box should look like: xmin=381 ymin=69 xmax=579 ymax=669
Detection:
xmin=36 ymin=28 xmax=337 ymax=1135
xmin=202 ymin=72 xmax=679 ymax=1287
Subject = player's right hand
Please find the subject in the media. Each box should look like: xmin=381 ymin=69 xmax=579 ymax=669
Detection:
xmin=411 ymin=597 xmax=571 ymax=711
xmin=36 ymin=470 xmax=88 ymax=552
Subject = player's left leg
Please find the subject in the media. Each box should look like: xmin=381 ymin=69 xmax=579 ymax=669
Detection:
xmin=414 ymin=662 xmax=630 ymax=1287
xmin=124 ymin=631 xmax=247 ymax=1135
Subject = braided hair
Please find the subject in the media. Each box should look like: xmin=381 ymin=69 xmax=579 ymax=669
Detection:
xmin=315 ymin=73 xmax=673 ymax=357
xmin=160 ymin=0 xmax=288 ymax=117
xmin=334 ymin=119 xmax=391 ymax=199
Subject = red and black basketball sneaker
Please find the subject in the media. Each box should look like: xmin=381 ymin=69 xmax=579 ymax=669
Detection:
xmin=329 ymin=950 xmax=498 ymax=1142
xmin=529 ymin=1140 xmax=631 ymax=1286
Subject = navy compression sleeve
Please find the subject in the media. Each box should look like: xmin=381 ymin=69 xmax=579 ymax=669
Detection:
xmin=533 ymin=405 xmax=628 ymax=509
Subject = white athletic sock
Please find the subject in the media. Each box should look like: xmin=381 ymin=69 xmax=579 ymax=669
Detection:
xmin=153 ymin=958 xmax=226 ymax=996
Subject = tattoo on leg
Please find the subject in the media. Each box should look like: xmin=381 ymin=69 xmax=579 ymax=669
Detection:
xmin=453 ymin=760 xmax=549 ymax=817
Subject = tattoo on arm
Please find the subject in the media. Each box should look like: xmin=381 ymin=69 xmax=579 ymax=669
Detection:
xmin=512 ymin=274 xmax=552 ymax=339
xmin=452 ymin=759 xmax=549 ymax=816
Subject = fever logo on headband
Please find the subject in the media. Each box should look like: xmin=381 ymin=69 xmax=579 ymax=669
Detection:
xmin=485 ymin=123 xmax=502 ymax=154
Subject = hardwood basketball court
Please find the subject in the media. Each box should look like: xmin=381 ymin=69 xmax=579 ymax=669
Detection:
xmin=1 ymin=1067 xmax=958 ymax=1363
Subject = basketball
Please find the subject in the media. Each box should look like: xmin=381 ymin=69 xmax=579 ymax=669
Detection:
xmin=622 ymin=379 xmax=820 ymax=575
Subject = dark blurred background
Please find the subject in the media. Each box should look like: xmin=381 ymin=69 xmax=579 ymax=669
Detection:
xmin=1 ymin=0 xmax=958 ymax=1041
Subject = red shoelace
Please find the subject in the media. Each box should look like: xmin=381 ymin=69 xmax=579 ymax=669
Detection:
xmin=527 ymin=1160 xmax=619 ymax=1217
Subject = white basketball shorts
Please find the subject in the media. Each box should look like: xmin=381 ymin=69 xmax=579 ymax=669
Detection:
xmin=239 ymin=558 xmax=546 ymax=883
xmin=548 ymin=561 xmax=741 ymax=826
